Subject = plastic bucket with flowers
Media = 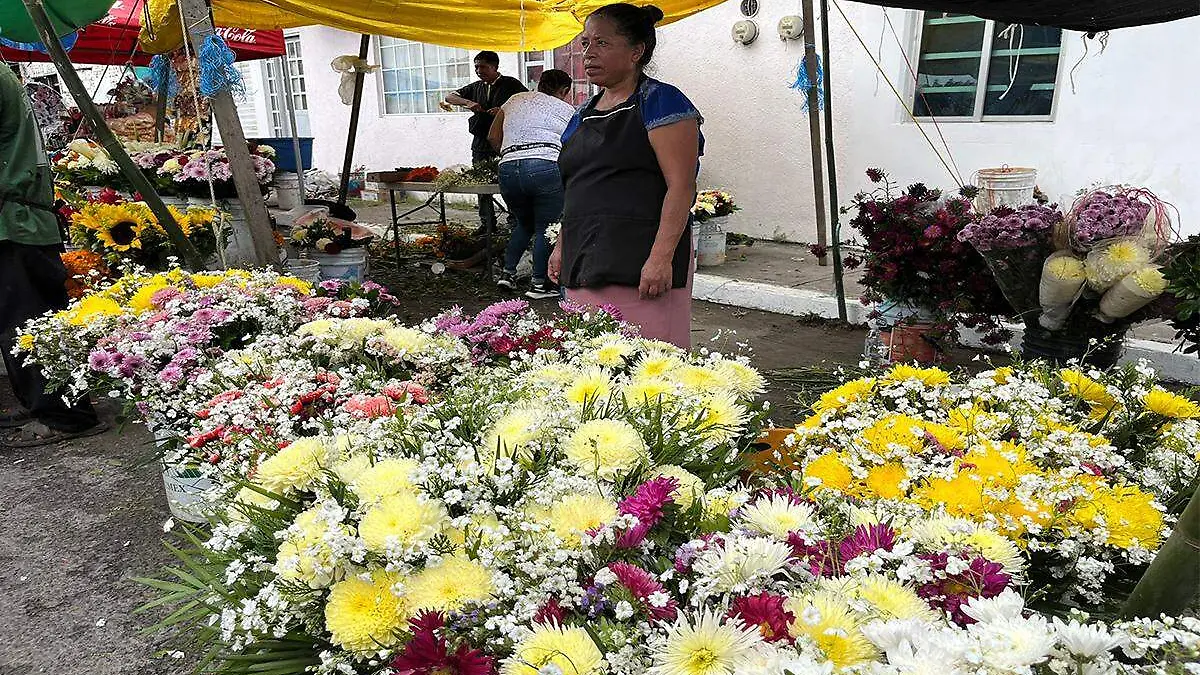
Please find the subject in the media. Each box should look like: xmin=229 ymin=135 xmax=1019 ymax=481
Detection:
xmin=154 ymin=429 xmax=215 ymax=523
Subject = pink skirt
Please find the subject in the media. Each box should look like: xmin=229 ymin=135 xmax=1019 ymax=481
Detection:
xmin=567 ymin=259 xmax=694 ymax=349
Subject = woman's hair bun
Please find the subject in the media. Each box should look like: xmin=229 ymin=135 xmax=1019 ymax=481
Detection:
xmin=643 ymin=4 xmax=665 ymax=24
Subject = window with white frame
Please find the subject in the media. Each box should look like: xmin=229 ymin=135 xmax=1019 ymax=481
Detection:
xmin=913 ymin=12 xmax=1063 ymax=120
xmin=266 ymin=33 xmax=310 ymax=136
xmin=520 ymin=38 xmax=594 ymax=106
xmin=377 ymin=37 xmax=473 ymax=114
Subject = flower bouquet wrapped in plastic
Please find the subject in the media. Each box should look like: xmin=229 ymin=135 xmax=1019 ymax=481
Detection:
xmin=1086 ymin=237 xmax=1153 ymax=292
xmin=1038 ymin=252 xmax=1087 ymax=330
xmin=1058 ymin=186 xmax=1172 ymax=254
xmin=1098 ymin=265 xmax=1169 ymax=323
xmin=959 ymin=204 xmax=1062 ymax=317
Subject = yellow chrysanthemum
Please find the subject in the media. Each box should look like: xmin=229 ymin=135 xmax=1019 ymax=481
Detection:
xmin=504 ymin=624 xmax=604 ymax=675
xmin=352 ymin=458 xmax=418 ymax=504
xmin=813 ymin=378 xmax=876 ymax=413
xmin=127 ymin=282 xmax=169 ymax=314
xmin=334 ymin=454 xmax=373 ymax=484
xmin=275 ymin=506 xmax=345 ymax=588
xmin=654 ymin=465 xmax=705 ymax=508
xmin=407 ymin=556 xmax=495 ymax=611
xmin=991 ymin=367 xmax=1014 ymax=384
xmin=634 ymin=353 xmax=684 ymax=380
xmin=324 ymin=571 xmax=409 ymax=652
xmin=861 ymin=414 xmax=928 ymax=456
xmin=786 ymin=591 xmax=875 ymax=668
xmin=1071 ymin=483 xmax=1164 ymax=550
xmin=16 ymin=333 xmax=34 ymax=353
xmin=546 ymin=493 xmax=618 ymax=546
xmin=863 ymin=462 xmax=908 ymax=499
xmin=846 ymin=575 xmax=938 ymax=621
xmin=226 ymin=486 xmax=279 ymax=523
xmin=190 ymin=273 xmax=226 ymax=289
xmin=358 ymin=492 xmax=447 ymax=553
xmin=380 ymin=326 xmax=434 ymax=355
xmin=884 ymin=364 xmax=951 ymax=387
xmin=623 ymin=377 xmax=676 ymax=406
xmin=1060 ymin=369 xmax=1117 ymax=410
xmin=484 ymin=408 xmax=543 ymax=462
xmin=276 ymin=276 xmax=313 ymax=295
xmin=675 ymin=364 xmax=727 ymax=394
xmin=565 ymin=368 xmax=612 ymax=405
xmin=255 ymin=437 xmax=335 ymax=494
xmin=1143 ymin=388 xmax=1200 ymax=419
xmin=803 ymin=453 xmax=854 ymax=492
xmin=696 ymin=392 xmax=747 ymax=442
xmin=564 ymin=418 xmax=647 ymax=480
xmin=590 ymin=339 xmax=636 ymax=367
xmin=701 ymin=488 xmax=750 ymax=520
xmin=65 ymin=295 xmax=123 ymax=326
xmin=715 ymin=360 xmax=766 ymax=396
xmin=960 ymin=442 xmax=1036 ymax=488
xmin=915 ymin=474 xmax=987 ymax=517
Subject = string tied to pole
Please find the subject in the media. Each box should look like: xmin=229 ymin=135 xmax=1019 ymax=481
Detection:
xmin=145 ymin=54 xmax=179 ymax=101
xmin=790 ymin=48 xmax=824 ymax=111
xmin=197 ymin=33 xmax=244 ymax=98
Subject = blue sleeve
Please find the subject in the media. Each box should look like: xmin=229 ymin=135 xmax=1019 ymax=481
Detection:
xmin=640 ymin=80 xmax=704 ymax=131
xmin=561 ymin=108 xmax=584 ymax=144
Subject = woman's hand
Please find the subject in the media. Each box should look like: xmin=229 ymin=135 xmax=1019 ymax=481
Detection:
xmin=639 ymin=254 xmax=673 ymax=299
xmin=548 ymin=245 xmax=562 ymax=284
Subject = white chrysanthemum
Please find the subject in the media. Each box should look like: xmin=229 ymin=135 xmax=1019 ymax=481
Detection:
xmin=959 ymin=589 xmax=1027 ymax=624
xmin=693 ymin=535 xmax=793 ymax=593
xmin=1051 ymin=618 xmax=1124 ymax=658
xmin=649 ymin=610 xmax=762 ymax=675
xmin=737 ymin=494 xmax=817 ymax=539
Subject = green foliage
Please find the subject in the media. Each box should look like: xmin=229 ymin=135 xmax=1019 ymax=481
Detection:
xmin=1162 ymin=236 xmax=1200 ymax=355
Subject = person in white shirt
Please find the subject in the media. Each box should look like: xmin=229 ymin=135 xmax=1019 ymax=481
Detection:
xmin=487 ymin=69 xmax=576 ymax=299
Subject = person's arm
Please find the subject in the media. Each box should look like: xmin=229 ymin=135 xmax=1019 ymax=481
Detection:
xmin=640 ymin=119 xmax=700 ymax=299
xmin=446 ymin=85 xmax=482 ymax=112
xmin=487 ymin=109 xmax=506 ymax=152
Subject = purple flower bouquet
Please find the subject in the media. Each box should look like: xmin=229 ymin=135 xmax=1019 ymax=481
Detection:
xmin=958 ymin=204 xmax=1063 ymax=317
xmin=1062 ymin=188 xmax=1153 ymax=253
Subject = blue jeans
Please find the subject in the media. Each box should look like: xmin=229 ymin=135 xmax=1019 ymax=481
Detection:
xmin=499 ymin=158 xmax=563 ymax=283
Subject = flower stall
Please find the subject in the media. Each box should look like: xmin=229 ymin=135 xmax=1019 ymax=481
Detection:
xmin=289 ymin=208 xmax=376 ymax=282
xmin=961 ymin=186 xmax=1178 ymax=367
xmin=11 ymin=263 xmax=1199 ymax=675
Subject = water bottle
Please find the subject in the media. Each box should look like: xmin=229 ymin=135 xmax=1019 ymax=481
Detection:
xmin=862 ymin=321 xmax=891 ymax=367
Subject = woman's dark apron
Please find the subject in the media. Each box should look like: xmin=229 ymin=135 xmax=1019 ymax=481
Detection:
xmin=558 ymin=87 xmax=691 ymax=290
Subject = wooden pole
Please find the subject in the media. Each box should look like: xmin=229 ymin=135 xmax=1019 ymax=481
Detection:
xmin=278 ymin=54 xmax=307 ymax=200
xmin=154 ymin=75 xmax=168 ymax=143
xmin=19 ymin=0 xmax=204 ymax=271
xmin=337 ymin=34 xmax=371 ymax=208
xmin=177 ymin=0 xmax=278 ymax=268
xmin=801 ymin=0 xmax=829 ymax=268
xmin=1121 ymin=482 xmax=1200 ymax=618
xmin=820 ymin=0 xmax=847 ymax=321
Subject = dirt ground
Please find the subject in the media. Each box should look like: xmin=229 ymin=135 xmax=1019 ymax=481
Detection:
xmin=0 ymin=256 xmax=986 ymax=674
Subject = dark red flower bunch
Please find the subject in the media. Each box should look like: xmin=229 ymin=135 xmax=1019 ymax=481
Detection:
xmin=391 ymin=612 xmax=494 ymax=675
xmin=839 ymin=169 xmax=1012 ymax=343
xmin=728 ymin=592 xmax=795 ymax=643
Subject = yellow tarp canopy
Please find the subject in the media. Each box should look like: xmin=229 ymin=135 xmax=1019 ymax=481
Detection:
xmin=142 ymin=0 xmax=726 ymax=53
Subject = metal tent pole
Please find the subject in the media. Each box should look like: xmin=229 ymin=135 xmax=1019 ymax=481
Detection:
xmin=801 ymin=0 xmax=829 ymax=268
xmin=821 ymin=0 xmax=848 ymax=321
xmin=337 ymin=34 xmax=370 ymax=208
xmin=20 ymin=0 xmax=204 ymax=270
xmin=278 ymin=52 xmax=306 ymax=200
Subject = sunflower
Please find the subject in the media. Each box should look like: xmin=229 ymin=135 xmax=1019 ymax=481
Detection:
xmin=76 ymin=202 xmax=153 ymax=251
xmin=1142 ymin=388 xmax=1200 ymax=419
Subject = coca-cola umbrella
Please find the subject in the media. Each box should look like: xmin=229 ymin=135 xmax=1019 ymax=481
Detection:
xmin=0 ymin=0 xmax=284 ymax=65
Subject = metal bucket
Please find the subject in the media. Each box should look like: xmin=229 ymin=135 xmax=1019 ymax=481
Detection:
xmin=696 ymin=217 xmax=727 ymax=267
xmin=312 ymin=248 xmax=368 ymax=282
xmin=974 ymin=167 xmax=1037 ymax=212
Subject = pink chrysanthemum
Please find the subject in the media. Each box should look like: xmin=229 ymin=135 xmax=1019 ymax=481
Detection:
xmin=607 ymin=561 xmax=677 ymax=621
xmin=728 ymin=592 xmax=795 ymax=644
xmin=917 ymin=553 xmax=1012 ymax=626
xmin=838 ymin=523 xmax=897 ymax=564
xmin=391 ymin=612 xmax=495 ymax=675
xmin=616 ymin=477 xmax=678 ymax=548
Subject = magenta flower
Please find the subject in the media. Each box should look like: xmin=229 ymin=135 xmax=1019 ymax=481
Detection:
xmin=606 ymin=561 xmax=677 ymax=621
xmin=728 ymin=593 xmax=795 ymax=643
xmin=838 ymin=523 xmax=897 ymax=564
xmin=88 ymin=350 xmax=117 ymax=372
xmin=616 ymin=476 xmax=678 ymax=548
xmin=917 ymin=553 xmax=1012 ymax=625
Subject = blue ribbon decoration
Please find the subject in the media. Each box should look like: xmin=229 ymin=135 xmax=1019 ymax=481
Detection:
xmin=790 ymin=50 xmax=825 ymax=111
xmin=197 ymin=33 xmax=245 ymax=98
xmin=143 ymin=54 xmax=179 ymax=101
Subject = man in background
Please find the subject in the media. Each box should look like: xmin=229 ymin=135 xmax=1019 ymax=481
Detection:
xmin=0 ymin=62 xmax=104 ymax=448
xmin=445 ymin=51 xmax=528 ymax=165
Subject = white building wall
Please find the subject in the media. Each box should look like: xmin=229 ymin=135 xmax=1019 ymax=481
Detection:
xmin=654 ymin=3 xmax=1200 ymax=240
xmin=297 ymin=26 xmax=522 ymax=174
xmin=294 ymin=7 xmax=1200 ymax=239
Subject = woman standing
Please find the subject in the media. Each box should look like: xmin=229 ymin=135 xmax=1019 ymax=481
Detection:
xmin=549 ymin=3 xmax=703 ymax=348
xmin=488 ymin=69 xmax=576 ymax=299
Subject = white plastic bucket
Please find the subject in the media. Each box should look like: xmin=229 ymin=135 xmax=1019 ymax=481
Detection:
xmin=284 ymin=258 xmax=322 ymax=283
xmin=313 ymin=248 xmax=368 ymax=282
xmin=974 ymin=167 xmax=1037 ymax=212
xmin=154 ymin=429 xmax=214 ymax=523
xmin=274 ymin=172 xmax=301 ymax=211
xmin=695 ymin=217 xmax=727 ymax=267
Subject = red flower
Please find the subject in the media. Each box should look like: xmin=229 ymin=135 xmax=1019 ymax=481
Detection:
xmin=728 ymin=593 xmax=795 ymax=643
xmin=391 ymin=612 xmax=494 ymax=675
xmin=615 ymin=477 xmax=678 ymax=548
xmin=532 ymin=598 xmax=566 ymax=625
xmin=343 ymin=393 xmax=397 ymax=419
